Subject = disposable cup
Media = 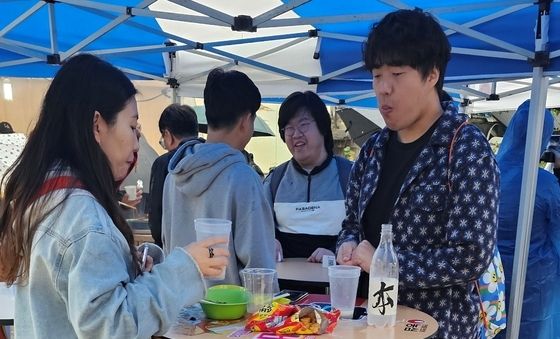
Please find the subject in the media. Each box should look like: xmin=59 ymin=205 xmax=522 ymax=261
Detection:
xmin=328 ymin=265 xmax=360 ymax=318
xmin=137 ymin=242 xmax=165 ymax=266
xmin=240 ymin=268 xmax=276 ymax=313
xmin=124 ymin=185 xmax=137 ymax=200
xmin=194 ymin=218 xmax=232 ymax=280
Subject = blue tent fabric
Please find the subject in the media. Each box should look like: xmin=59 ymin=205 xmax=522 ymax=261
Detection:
xmin=495 ymin=100 xmax=560 ymax=339
xmin=0 ymin=0 xmax=166 ymax=79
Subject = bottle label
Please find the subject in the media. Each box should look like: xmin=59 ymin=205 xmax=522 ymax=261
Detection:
xmin=368 ymin=278 xmax=398 ymax=316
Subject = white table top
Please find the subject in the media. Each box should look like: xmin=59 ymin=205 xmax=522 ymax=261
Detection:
xmin=275 ymin=257 xmax=330 ymax=283
xmin=163 ymin=304 xmax=438 ymax=339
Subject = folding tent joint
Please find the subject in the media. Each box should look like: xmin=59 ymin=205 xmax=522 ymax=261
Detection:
xmin=308 ymin=77 xmax=319 ymax=85
xmin=232 ymin=15 xmax=256 ymax=32
xmin=167 ymin=77 xmax=179 ymax=89
xmin=338 ymin=99 xmax=346 ymax=105
xmin=538 ymin=0 xmax=552 ymax=14
xmin=125 ymin=7 xmax=134 ymax=17
xmin=196 ymin=42 xmax=204 ymax=50
xmin=308 ymin=29 xmax=319 ymax=38
xmin=530 ymin=51 xmax=550 ymax=68
xmin=165 ymin=41 xmax=177 ymax=58
xmin=486 ymin=93 xmax=500 ymax=101
xmin=46 ymin=53 xmax=61 ymax=65
xmin=460 ymin=98 xmax=472 ymax=107
xmin=42 ymin=0 xmax=55 ymax=3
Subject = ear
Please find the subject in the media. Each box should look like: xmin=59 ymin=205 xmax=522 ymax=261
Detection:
xmin=92 ymin=111 xmax=104 ymax=144
xmin=427 ymin=67 xmax=440 ymax=87
xmin=239 ymin=111 xmax=253 ymax=132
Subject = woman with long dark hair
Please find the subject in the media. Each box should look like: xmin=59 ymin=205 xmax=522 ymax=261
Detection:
xmin=0 ymin=54 xmax=228 ymax=338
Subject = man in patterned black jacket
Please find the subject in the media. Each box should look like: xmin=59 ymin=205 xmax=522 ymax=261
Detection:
xmin=336 ymin=9 xmax=499 ymax=339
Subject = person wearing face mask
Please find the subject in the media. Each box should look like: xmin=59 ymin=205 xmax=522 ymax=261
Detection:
xmin=148 ymin=104 xmax=202 ymax=247
xmin=0 ymin=54 xmax=229 ymax=338
xmin=264 ymin=91 xmax=353 ymax=264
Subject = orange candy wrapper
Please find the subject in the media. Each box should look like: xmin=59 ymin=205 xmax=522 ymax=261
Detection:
xmin=245 ymin=302 xmax=340 ymax=335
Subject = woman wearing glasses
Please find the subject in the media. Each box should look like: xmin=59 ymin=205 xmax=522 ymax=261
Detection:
xmin=264 ymin=91 xmax=353 ymax=265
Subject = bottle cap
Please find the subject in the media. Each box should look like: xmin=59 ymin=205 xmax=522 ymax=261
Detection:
xmin=381 ymin=223 xmax=393 ymax=232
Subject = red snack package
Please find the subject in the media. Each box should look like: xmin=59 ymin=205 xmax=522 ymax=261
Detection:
xmin=245 ymin=303 xmax=298 ymax=332
xmin=275 ymin=306 xmax=341 ymax=335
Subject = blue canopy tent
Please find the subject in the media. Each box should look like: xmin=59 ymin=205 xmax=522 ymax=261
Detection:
xmin=1 ymin=1 xmax=560 ymax=337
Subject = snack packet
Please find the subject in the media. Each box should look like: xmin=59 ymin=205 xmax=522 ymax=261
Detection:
xmin=245 ymin=303 xmax=340 ymax=335
xmin=245 ymin=303 xmax=298 ymax=332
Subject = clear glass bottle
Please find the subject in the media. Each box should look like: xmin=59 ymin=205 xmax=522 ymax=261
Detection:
xmin=368 ymin=224 xmax=399 ymax=327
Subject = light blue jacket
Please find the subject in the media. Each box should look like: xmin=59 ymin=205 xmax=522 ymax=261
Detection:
xmin=15 ymin=188 xmax=206 ymax=339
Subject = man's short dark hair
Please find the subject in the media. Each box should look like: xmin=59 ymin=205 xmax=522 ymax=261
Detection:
xmin=278 ymin=91 xmax=334 ymax=155
xmin=203 ymin=68 xmax=261 ymax=129
xmin=158 ymin=104 xmax=198 ymax=138
xmin=364 ymin=9 xmax=451 ymax=98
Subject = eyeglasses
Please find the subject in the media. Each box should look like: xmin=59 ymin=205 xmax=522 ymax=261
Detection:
xmin=282 ymin=120 xmax=314 ymax=137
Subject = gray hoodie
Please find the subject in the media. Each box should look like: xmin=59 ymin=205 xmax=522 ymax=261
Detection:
xmin=161 ymin=140 xmax=276 ymax=286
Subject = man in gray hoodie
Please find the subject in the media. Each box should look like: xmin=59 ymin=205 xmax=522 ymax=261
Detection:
xmin=161 ymin=68 xmax=276 ymax=286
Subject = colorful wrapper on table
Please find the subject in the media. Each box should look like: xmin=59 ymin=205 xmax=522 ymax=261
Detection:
xmin=245 ymin=302 xmax=340 ymax=335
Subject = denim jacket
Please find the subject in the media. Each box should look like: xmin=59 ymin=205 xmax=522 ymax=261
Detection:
xmin=337 ymin=102 xmax=500 ymax=339
xmin=15 ymin=188 xmax=206 ymax=338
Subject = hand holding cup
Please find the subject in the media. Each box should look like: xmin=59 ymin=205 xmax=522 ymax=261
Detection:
xmin=185 ymin=236 xmax=230 ymax=278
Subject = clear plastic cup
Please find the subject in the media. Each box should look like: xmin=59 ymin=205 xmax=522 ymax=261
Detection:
xmin=240 ymin=268 xmax=276 ymax=313
xmin=328 ymin=265 xmax=360 ymax=318
xmin=124 ymin=185 xmax=137 ymax=200
xmin=194 ymin=218 xmax=232 ymax=280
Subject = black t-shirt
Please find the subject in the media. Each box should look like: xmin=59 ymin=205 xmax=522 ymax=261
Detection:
xmin=358 ymin=121 xmax=438 ymax=297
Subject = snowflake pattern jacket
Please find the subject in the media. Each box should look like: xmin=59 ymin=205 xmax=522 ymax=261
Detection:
xmin=337 ymin=102 xmax=499 ymax=339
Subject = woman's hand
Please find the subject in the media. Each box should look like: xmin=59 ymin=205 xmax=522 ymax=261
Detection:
xmin=307 ymin=248 xmax=335 ymax=263
xmin=184 ymin=236 xmax=230 ymax=278
xmin=351 ymin=240 xmax=375 ymax=273
xmin=275 ymin=239 xmax=284 ymax=262
xmin=122 ymin=188 xmax=143 ymax=207
xmin=336 ymin=241 xmax=357 ymax=265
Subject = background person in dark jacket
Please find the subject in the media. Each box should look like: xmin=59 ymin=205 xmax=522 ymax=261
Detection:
xmin=148 ymin=104 xmax=200 ymax=247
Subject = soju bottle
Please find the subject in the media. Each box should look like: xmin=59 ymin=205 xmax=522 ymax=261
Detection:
xmin=368 ymin=224 xmax=399 ymax=327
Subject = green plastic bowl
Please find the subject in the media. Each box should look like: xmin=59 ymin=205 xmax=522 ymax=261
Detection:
xmin=200 ymin=285 xmax=248 ymax=320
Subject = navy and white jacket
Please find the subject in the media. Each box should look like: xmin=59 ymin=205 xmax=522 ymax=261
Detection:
xmin=337 ymin=102 xmax=499 ymax=339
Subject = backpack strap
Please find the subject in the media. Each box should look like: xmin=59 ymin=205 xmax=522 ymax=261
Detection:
xmin=447 ymin=120 xmax=469 ymax=191
xmin=334 ymin=155 xmax=352 ymax=196
xmin=268 ymin=161 xmax=289 ymax=202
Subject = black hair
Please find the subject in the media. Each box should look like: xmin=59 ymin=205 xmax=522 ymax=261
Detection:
xmin=363 ymin=9 xmax=451 ymax=98
xmin=203 ymin=68 xmax=261 ymax=129
xmin=0 ymin=54 xmax=141 ymax=283
xmin=278 ymin=91 xmax=334 ymax=155
xmin=0 ymin=121 xmax=14 ymax=134
xmin=158 ymin=104 xmax=198 ymax=137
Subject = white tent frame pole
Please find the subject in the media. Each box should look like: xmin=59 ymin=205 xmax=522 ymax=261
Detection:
xmin=0 ymin=1 xmax=45 ymax=38
xmin=88 ymin=44 xmax=194 ymax=57
xmin=47 ymin=2 xmax=59 ymax=55
xmin=169 ymin=0 xmax=233 ymax=25
xmin=452 ymin=47 xmax=526 ymax=60
xmin=551 ymin=50 xmax=560 ymax=58
xmin=0 ymin=38 xmax=51 ymax=53
xmin=0 ymin=57 xmax=42 ymax=68
xmin=444 ymin=4 xmax=531 ymax=37
xmin=505 ymin=67 xmax=548 ymax=339
xmin=176 ymin=37 xmax=308 ymax=83
xmin=253 ymin=0 xmax=311 ymax=26
xmin=62 ymin=0 xmax=157 ymax=60
xmin=117 ymin=67 xmax=166 ymax=81
xmin=506 ymin=3 xmax=551 ymax=337
xmin=0 ymin=41 xmax=46 ymax=60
